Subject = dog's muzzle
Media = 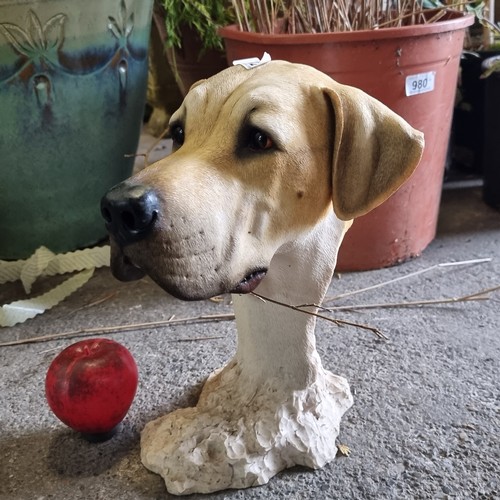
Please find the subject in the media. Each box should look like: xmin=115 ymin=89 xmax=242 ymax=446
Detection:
xmin=101 ymin=182 xmax=159 ymax=247
xmin=101 ymin=181 xmax=269 ymax=296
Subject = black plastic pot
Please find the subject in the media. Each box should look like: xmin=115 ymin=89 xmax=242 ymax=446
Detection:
xmin=451 ymin=51 xmax=499 ymax=175
xmin=483 ymin=55 xmax=500 ymax=210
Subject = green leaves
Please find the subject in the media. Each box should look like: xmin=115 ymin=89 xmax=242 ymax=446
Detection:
xmin=163 ymin=0 xmax=235 ymax=50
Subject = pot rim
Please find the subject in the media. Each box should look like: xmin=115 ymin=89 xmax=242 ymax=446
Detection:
xmin=219 ymin=10 xmax=474 ymax=44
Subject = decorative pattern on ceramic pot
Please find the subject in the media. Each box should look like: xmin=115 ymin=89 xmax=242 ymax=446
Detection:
xmin=0 ymin=0 xmax=153 ymax=259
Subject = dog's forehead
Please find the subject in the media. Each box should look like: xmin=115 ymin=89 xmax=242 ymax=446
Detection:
xmin=183 ymin=61 xmax=330 ymax=117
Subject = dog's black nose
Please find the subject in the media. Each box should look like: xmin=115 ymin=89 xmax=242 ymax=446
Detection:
xmin=101 ymin=182 xmax=159 ymax=246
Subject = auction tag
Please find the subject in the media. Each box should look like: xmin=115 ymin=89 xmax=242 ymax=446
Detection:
xmin=233 ymin=52 xmax=271 ymax=70
xmin=405 ymin=71 xmax=436 ymax=96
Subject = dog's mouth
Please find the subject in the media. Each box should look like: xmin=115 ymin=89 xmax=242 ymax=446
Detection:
xmin=230 ymin=269 xmax=268 ymax=294
xmin=110 ymin=244 xmax=146 ymax=282
xmin=111 ymin=241 xmax=267 ymax=296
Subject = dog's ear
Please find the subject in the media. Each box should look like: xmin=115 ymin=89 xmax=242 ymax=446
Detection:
xmin=323 ymin=86 xmax=424 ymax=221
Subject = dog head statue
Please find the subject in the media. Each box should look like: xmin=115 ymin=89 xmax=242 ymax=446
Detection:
xmin=101 ymin=60 xmax=425 ymax=496
xmin=101 ymin=60 xmax=424 ymax=300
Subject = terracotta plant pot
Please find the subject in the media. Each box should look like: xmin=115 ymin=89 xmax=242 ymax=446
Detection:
xmin=220 ymin=12 xmax=474 ymax=271
xmin=0 ymin=0 xmax=153 ymax=259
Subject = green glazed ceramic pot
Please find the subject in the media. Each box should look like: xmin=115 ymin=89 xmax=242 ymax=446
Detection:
xmin=0 ymin=0 xmax=153 ymax=259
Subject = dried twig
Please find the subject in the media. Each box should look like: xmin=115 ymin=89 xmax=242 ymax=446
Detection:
xmin=66 ymin=291 xmax=117 ymax=316
xmin=173 ymin=336 xmax=226 ymax=342
xmin=125 ymin=125 xmax=171 ymax=169
xmin=457 ymin=284 xmax=500 ymax=300
xmin=144 ymin=126 xmax=170 ymax=167
xmin=232 ymin=0 xmax=475 ymax=34
xmin=1 ymin=260 xmax=495 ymax=348
xmin=318 ymin=287 xmax=497 ymax=312
xmin=0 ymin=313 xmax=235 ymax=348
xmin=250 ymin=292 xmax=387 ymax=339
xmin=323 ymin=258 xmax=492 ymax=304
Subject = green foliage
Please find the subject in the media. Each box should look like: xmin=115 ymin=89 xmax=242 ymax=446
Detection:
xmin=422 ymin=0 xmax=483 ymax=12
xmin=422 ymin=0 xmax=444 ymax=7
xmin=464 ymin=1 xmax=487 ymax=18
xmin=163 ymin=0 xmax=234 ymax=51
xmin=481 ymin=56 xmax=500 ymax=78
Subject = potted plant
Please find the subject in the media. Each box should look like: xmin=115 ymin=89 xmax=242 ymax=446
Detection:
xmin=219 ymin=0 xmax=474 ymax=271
xmin=154 ymin=0 xmax=235 ymax=94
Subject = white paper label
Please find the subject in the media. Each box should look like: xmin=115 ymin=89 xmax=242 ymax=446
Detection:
xmin=405 ymin=71 xmax=436 ymax=96
xmin=232 ymin=52 xmax=271 ymax=70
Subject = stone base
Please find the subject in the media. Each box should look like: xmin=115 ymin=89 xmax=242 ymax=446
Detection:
xmin=141 ymin=361 xmax=353 ymax=495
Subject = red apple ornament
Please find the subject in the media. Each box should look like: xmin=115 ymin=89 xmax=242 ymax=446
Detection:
xmin=45 ymin=338 xmax=138 ymax=436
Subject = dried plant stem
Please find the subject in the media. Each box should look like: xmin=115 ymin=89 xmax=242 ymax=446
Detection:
xmin=123 ymin=125 xmax=170 ymax=169
xmin=0 ymin=313 xmax=235 ymax=348
xmin=2 ymin=262 xmax=494 ymax=348
xmin=66 ymin=292 xmax=117 ymax=316
xmin=324 ymin=258 xmax=492 ymax=304
xmin=251 ymin=292 xmax=387 ymax=339
xmin=144 ymin=126 xmax=170 ymax=167
xmin=171 ymin=336 xmax=226 ymax=342
xmin=318 ymin=287 xmax=497 ymax=312
xmin=233 ymin=0 xmax=474 ymax=34
xmin=458 ymin=284 xmax=500 ymax=300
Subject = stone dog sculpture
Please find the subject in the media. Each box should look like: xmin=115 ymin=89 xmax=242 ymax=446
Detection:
xmin=101 ymin=60 xmax=424 ymax=495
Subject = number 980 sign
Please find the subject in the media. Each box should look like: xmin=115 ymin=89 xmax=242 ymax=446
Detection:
xmin=405 ymin=71 xmax=436 ymax=96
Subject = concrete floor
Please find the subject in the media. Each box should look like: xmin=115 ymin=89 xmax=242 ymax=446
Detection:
xmin=1 ymin=178 xmax=499 ymax=499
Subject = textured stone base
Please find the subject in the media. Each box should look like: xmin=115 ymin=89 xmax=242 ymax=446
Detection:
xmin=141 ymin=360 xmax=353 ymax=495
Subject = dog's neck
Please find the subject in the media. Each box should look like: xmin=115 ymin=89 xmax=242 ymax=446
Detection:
xmin=232 ymin=209 xmax=351 ymax=392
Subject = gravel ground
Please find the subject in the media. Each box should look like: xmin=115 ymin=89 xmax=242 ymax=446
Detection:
xmin=1 ymin=185 xmax=499 ymax=500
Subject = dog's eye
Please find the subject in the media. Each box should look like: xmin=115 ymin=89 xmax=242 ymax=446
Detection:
xmin=249 ymin=129 xmax=273 ymax=151
xmin=170 ymin=124 xmax=185 ymax=147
